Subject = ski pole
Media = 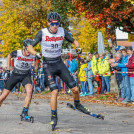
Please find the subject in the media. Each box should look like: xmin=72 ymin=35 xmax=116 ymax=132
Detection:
xmin=18 ymin=83 xmax=22 ymax=98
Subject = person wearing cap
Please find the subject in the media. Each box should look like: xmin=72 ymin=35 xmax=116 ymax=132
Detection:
xmin=115 ymin=45 xmax=121 ymax=52
xmin=91 ymin=52 xmax=102 ymax=94
xmin=125 ymin=47 xmax=134 ymax=104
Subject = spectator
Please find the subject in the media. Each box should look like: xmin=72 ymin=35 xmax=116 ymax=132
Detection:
xmin=0 ymin=69 xmax=3 ymax=94
xmin=112 ymin=52 xmax=122 ymax=98
xmin=91 ymin=52 xmax=102 ymax=94
xmin=38 ymin=64 xmax=45 ymax=91
xmin=111 ymin=49 xmax=131 ymax=103
xmin=78 ymin=59 xmax=88 ymax=96
xmin=86 ymin=55 xmax=94 ymax=96
xmin=30 ymin=63 xmax=35 ymax=83
xmin=98 ymin=53 xmax=111 ymax=94
xmin=105 ymin=50 xmax=111 ymax=59
xmin=125 ymin=47 xmax=134 ymax=104
xmin=34 ymin=75 xmax=41 ymax=94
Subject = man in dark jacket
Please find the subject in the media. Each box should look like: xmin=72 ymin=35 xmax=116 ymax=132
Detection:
xmin=113 ymin=53 xmax=122 ymax=99
xmin=125 ymin=47 xmax=134 ymax=104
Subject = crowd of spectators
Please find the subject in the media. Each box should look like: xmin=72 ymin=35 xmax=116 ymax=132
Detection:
xmin=0 ymin=46 xmax=134 ymax=104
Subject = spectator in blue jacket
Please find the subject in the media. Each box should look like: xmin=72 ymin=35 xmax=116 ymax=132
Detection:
xmin=85 ymin=55 xmax=94 ymax=96
xmin=111 ymin=49 xmax=131 ymax=103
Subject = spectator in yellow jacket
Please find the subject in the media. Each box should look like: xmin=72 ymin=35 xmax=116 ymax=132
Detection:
xmin=90 ymin=52 xmax=102 ymax=94
xmin=99 ymin=53 xmax=111 ymax=94
xmin=78 ymin=59 xmax=88 ymax=97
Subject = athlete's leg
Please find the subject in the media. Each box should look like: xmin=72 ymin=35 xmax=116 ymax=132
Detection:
xmin=21 ymin=75 xmax=32 ymax=116
xmin=0 ymin=73 xmax=21 ymax=106
xmin=71 ymin=86 xmax=79 ymax=100
xmin=59 ymin=61 xmax=90 ymax=114
xmin=43 ymin=64 xmax=58 ymax=129
xmin=24 ymin=84 xmax=32 ymax=108
xmin=0 ymin=89 xmax=10 ymax=106
xmin=50 ymin=89 xmax=58 ymax=110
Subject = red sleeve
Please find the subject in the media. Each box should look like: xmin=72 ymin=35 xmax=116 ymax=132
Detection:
xmin=127 ymin=58 xmax=134 ymax=69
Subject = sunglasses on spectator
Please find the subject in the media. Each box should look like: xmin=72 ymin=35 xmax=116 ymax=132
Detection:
xmin=50 ymin=22 xmax=59 ymax=26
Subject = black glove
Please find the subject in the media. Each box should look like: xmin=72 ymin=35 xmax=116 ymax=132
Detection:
xmin=6 ymin=70 xmax=10 ymax=79
xmin=35 ymin=53 xmax=42 ymax=59
xmin=76 ymin=48 xmax=82 ymax=54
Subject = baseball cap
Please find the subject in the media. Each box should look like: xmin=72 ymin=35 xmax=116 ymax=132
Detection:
xmin=115 ymin=46 xmax=121 ymax=51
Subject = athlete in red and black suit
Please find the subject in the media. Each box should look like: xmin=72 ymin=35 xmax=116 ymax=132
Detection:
xmin=27 ymin=12 xmax=90 ymax=130
xmin=0 ymin=39 xmax=41 ymax=120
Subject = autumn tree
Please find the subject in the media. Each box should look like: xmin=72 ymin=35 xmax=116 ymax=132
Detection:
xmin=72 ymin=12 xmax=108 ymax=53
xmin=0 ymin=0 xmax=79 ymax=57
xmin=72 ymin=0 xmax=134 ymax=48
xmin=0 ymin=0 xmax=49 ymax=57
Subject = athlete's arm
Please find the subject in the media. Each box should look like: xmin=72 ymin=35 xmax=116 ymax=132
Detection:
xmin=7 ymin=54 xmax=11 ymax=70
xmin=27 ymin=30 xmax=42 ymax=56
xmin=7 ymin=50 xmax=17 ymax=70
xmin=64 ymin=29 xmax=79 ymax=48
xmin=73 ymin=40 xmax=79 ymax=48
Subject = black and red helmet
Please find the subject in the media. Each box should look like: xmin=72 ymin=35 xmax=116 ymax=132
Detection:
xmin=47 ymin=12 xmax=61 ymax=23
xmin=23 ymin=39 xmax=33 ymax=47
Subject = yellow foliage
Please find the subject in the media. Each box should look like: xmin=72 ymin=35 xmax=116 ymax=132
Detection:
xmin=72 ymin=12 xmax=108 ymax=53
xmin=125 ymin=0 xmax=134 ymax=4
xmin=0 ymin=0 xmax=49 ymax=57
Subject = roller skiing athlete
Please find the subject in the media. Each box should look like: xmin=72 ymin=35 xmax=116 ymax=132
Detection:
xmin=0 ymin=39 xmax=41 ymax=123
xmin=27 ymin=12 xmax=103 ymax=131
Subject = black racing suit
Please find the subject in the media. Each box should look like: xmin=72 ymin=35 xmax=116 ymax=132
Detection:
xmin=31 ymin=27 xmax=76 ymax=91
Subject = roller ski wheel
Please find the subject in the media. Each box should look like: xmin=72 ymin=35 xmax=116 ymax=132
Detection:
xmin=50 ymin=117 xmax=58 ymax=131
xmin=97 ymin=114 xmax=104 ymax=120
xmin=50 ymin=113 xmax=58 ymax=131
xmin=20 ymin=114 xmax=34 ymax=123
xmin=50 ymin=121 xmax=56 ymax=131
xmin=30 ymin=116 xmax=34 ymax=123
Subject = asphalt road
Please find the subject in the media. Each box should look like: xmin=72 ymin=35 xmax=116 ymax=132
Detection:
xmin=0 ymin=94 xmax=134 ymax=134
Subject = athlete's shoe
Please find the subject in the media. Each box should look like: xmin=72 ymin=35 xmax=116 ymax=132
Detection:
xmin=21 ymin=108 xmax=28 ymax=117
xmin=20 ymin=108 xmax=34 ymax=123
xmin=74 ymin=102 xmax=90 ymax=114
xmin=80 ymin=93 xmax=86 ymax=97
xmin=50 ymin=112 xmax=58 ymax=131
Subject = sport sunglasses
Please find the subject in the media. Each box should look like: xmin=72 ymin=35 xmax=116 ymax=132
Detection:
xmin=50 ymin=22 xmax=59 ymax=26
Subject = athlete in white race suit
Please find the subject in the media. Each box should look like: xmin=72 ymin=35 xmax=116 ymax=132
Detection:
xmin=27 ymin=12 xmax=90 ymax=130
xmin=0 ymin=39 xmax=41 ymax=119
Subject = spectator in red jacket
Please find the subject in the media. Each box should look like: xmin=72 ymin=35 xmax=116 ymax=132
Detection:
xmin=125 ymin=47 xmax=134 ymax=104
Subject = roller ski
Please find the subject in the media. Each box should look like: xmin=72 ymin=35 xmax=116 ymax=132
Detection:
xmin=50 ymin=112 xmax=58 ymax=131
xmin=20 ymin=107 xmax=34 ymax=123
xmin=67 ymin=103 xmax=104 ymax=120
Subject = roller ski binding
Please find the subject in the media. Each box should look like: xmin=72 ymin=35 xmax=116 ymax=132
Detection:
xmin=50 ymin=112 xmax=58 ymax=131
xmin=74 ymin=102 xmax=91 ymax=114
xmin=20 ymin=108 xmax=34 ymax=123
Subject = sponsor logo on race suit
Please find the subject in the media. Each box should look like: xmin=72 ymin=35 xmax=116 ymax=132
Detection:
xmin=17 ymin=56 xmax=34 ymax=62
xmin=45 ymin=36 xmax=63 ymax=42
